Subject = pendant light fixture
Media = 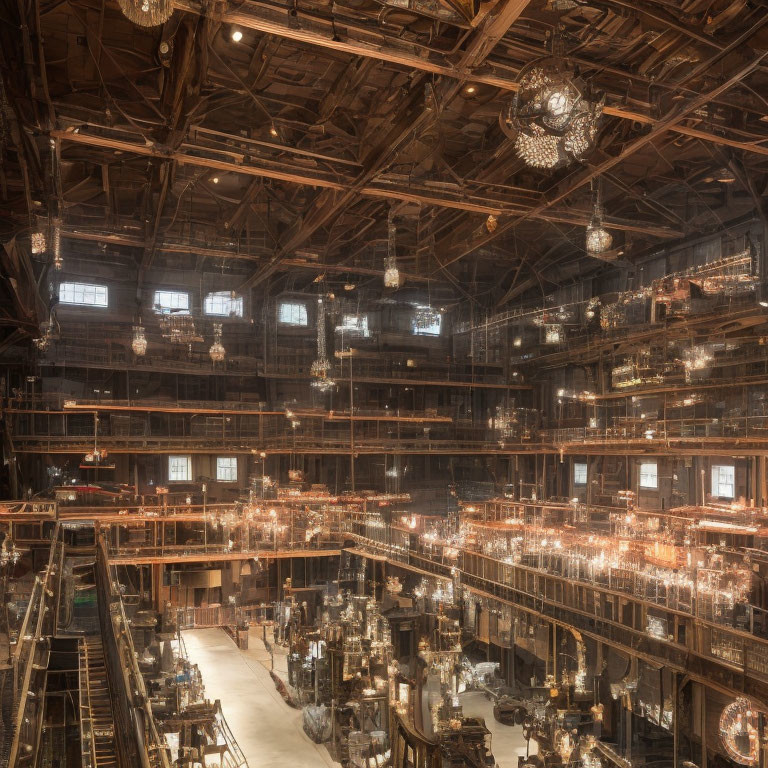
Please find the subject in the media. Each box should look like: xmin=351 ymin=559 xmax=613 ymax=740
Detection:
xmin=132 ymin=325 xmax=148 ymax=356
xmin=384 ymin=206 xmax=400 ymax=288
xmin=209 ymin=322 xmax=226 ymax=363
xmin=585 ymin=179 xmax=613 ymax=258
xmin=504 ymin=29 xmax=603 ymax=170
xmin=310 ymin=296 xmax=335 ymax=391
xmin=117 ymin=0 xmax=173 ymax=27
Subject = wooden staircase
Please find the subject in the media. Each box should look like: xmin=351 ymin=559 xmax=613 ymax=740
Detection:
xmin=80 ymin=635 xmax=118 ymax=768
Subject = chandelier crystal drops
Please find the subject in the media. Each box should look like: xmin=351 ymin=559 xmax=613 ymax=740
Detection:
xmin=132 ymin=325 xmax=148 ymax=356
xmin=384 ymin=207 xmax=400 ymax=288
xmin=505 ymin=55 xmax=602 ymax=170
xmin=117 ymin=0 xmax=173 ymax=26
xmin=310 ymin=297 xmax=335 ymax=391
xmin=209 ymin=322 xmax=226 ymax=363
xmin=0 ymin=537 xmax=20 ymax=568
xmin=585 ymin=180 xmax=613 ymax=258
xmin=31 ymin=231 xmax=46 ymax=254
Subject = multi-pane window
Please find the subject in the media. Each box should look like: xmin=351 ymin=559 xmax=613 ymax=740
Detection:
xmin=337 ymin=314 xmax=370 ymax=337
xmin=711 ymin=464 xmax=735 ymax=499
xmin=153 ymin=290 xmax=190 ymax=314
xmin=639 ymin=461 xmax=658 ymax=489
xmin=412 ymin=310 xmax=442 ymax=336
xmin=574 ymin=462 xmax=587 ymax=486
xmin=59 ymin=282 xmax=108 ymax=307
xmin=168 ymin=455 xmax=192 ymax=482
xmin=278 ymin=301 xmax=308 ymax=326
xmin=204 ymin=291 xmax=243 ymax=317
xmin=216 ymin=457 xmax=238 ymax=482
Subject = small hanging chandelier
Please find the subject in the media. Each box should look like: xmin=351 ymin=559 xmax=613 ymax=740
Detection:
xmin=209 ymin=322 xmax=226 ymax=363
xmin=132 ymin=325 xmax=148 ymax=356
xmin=384 ymin=207 xmax=401 ymax=288
xmin=31 ymin=231 xmax=46 ymax=255
xmin=310 ymin=297 xmax=335 ymax=391
xmin=117 ymin=0 xmax=173 ymax=26
xmin=52 ymin=218 xmax=63 ymax=270
xmin=585 ymin=180 xmax=613 ymax=257
xmin=503 ymin=34 xmax=602 ymax=170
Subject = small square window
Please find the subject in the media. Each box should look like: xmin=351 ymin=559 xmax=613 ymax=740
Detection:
xmin=337 ymin=314 xmax=370 ymax=337
xmin=205 ymin=292 xmax=243 ymax=317
xmin=412 ymin=308 xmax=442 ymax=336
xmin=59 ymin=282 xmax=108 ymax=307
xmin=154 ymin=290 xmax=190 ymax=314
xmin=216 ymin=457 xmax=238 ymax=482
xmin=168 ymin=455 xmax=191 ymax=482
xmin=711 ymin=464 xmax=735 ymax=499
xmin=639 ymin=462 xmax=658 ymax=489
xmin=574 ymin=462 xmax=587 ymax=486
xmin=278 ymin=301 xmax=308 ymax=326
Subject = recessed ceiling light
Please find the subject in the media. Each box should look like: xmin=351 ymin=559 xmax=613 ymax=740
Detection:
xmin=212 ymin=177 xmax=219 ymax=184
xmin=231 ymin=29 xmax=243 ymax=42
xmin=465 ymin=85 xmax=476 ymax=95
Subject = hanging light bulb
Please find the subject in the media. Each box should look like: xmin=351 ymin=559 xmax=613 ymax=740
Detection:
xmin=132 ymin=325 xmax=147 ymax=356
xmin=585 ymin=180 xmax=613 ymax=257
xmin=209 ymin=322 xmax=226 ymax=363
xmin=117 ymin=0 xmax=173 ymax=26
xmin=384 ymin=207 xmax=401 ymax=288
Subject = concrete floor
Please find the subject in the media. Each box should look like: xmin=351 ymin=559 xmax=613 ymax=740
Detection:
xmin=183 ymin=628 xmax=534 ymax=768
xmin=459 ymin=690 xmax=538 ymax=768
xmin=182 ymin=628 xmax=339 ymax=768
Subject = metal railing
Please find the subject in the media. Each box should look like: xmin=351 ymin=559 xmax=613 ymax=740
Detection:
xmin=7 ymin=523 xmax=62 ymax=767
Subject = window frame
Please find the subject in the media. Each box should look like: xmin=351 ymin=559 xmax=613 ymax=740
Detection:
xmin=58 ymin=282 xmax=109 ymax=308
xmin=573 ymin=462 xmax=588 ymax=486
xmin=639 ymin=461 xmax=658 ymax=490
xmin=411 ymin=310 xmax=442 ymax=337
xmin=338 ymin=314 xmax=370 ymax=337
xmin=168 ymin=455 xmax=192 ymax=483
xmin=204 ymin=291 xmax=244 ymax=318
xmin=153 ymin=290 xmax=190 ymax=315
xmin=216 ymin=457 xmax=238 ymax=483
xmin=278 ymin=300 xmax=308 ymax=327
xmin=711 ymin=464 xmax=735 ymax=499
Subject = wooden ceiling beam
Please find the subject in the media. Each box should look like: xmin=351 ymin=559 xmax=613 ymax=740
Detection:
xmin=434 ymin=37 xmax=768 ymax=271
xmin=51 ymin=128 xmax=681 ymax=238
xmin=173 ymin=0 xmax=768 ymax=159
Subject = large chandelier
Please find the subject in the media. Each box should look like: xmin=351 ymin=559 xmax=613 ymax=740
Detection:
xmin=132 ymin=325 xmax=147 ymax=356
xmin=310 ymin=297 xmax=335 ymax=391
xmin=384 ymin=207 xmax=401 ymax=288
xmin=209 ymin=323 xmax=226 ymax=363
xmin=504 ymin=55 xmax=602 ymax=170
xmin=585 ymin=181 xmax=613 ymax=258
xmin=117 ymin=0 xmax=173 ymax=26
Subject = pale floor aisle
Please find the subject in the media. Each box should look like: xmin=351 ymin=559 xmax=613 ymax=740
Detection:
xmin=182 ymin=628 xmax=339 ymax=768
xmin=183 ymin=628 xmax=534 ymax=768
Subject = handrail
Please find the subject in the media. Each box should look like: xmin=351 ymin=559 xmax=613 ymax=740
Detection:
xmin=7 ymin=522 xmax=61 ymax=767
xmin=94 ymin=537 xmax=171 ymax=768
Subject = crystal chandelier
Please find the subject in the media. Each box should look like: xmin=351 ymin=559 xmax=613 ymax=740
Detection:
xmin=384 ymin=207 xmax=400 ymax=288
xmin=132 ymin=325 xmax=147 ymax=356
xmin=209 ymin=322 xmax=226 ymax=363
xmin=31 ymin=231 xmax=46 ymax=254
xmin=0 ymin=537 xmax=20 ymax=569
xmin=585 ymin=181 xmax=613 ymax=257
xmin=504 ymin=53 xmax=602 ymax=170
xmin=117 ymin=0 xmax=173 ymax=26
xmin=311 ymin=297 xmax=335 ymax=390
